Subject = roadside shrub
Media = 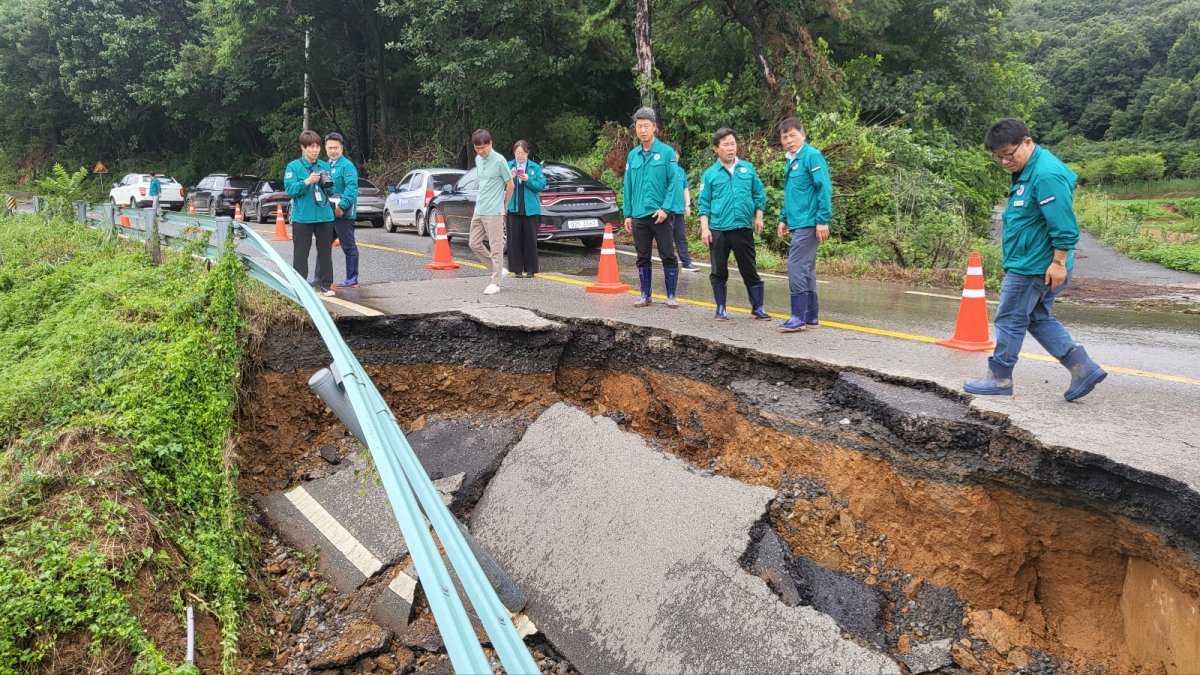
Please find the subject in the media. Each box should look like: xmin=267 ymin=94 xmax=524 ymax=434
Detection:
xmin=1112 ymin=153 xmax=1166 ymax=183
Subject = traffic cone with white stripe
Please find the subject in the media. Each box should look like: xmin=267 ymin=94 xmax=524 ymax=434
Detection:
xmin=273 ymin=204 xmax=290 ymax=241
xmin=187 ymin=201 xmax=196 ymax=215
xmin=937 ymin=251 xmax=995 ymax=352
xmin=425 ymin=215 xmax=460 ymax=270
xmin=585 ymin=223 xmax=631 ymax=294
xmin=234 ymin=202 xmax=243 ymax=222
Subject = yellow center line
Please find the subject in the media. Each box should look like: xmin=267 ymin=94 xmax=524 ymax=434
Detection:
xmin=271 ymin=233 xmax=1200 ymax=387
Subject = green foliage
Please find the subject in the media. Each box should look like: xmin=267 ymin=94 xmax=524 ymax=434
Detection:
xmin=1181 ymin=152 xmax=1200 ymax=176
xmin=33 ymin=164 xmax=91 ymax=217
xmin=1076 ymin=191 xmax=1200 ymax=272
xmin=0 ymin=215 xmax=249 ymax=672
xmin=1113 ymin=153 xmax=1167 ymax=182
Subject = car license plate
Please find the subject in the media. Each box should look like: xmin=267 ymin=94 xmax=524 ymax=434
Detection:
xmin=566 ymin=218 xmax=602 ymax=230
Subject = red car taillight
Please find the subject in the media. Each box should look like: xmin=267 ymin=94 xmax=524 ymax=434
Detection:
xmin=178 ymin=187 xmax=185 ymax=197
xmin=538 ymin=194 xmax=554 ymax=205
xmin=425 ymin=189 xmax=434 ymax=206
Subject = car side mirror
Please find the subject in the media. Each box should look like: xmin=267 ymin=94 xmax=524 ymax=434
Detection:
xmin=386 ymin=185 xmax=396 ymax=194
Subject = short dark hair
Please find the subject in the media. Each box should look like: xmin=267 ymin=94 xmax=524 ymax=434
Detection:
xmin=984 ymin=118 xmax=1031 ymax=151
xmin=712 ymin=127 xmax=737 ymax=147
xmin=325 ymin=132 xmax=346 ymax=146
xmin=472 ymin=129 xmax=492 ymax=146
xmin=778 ymin=118 xmax=805 ymax=135
xmin=513 ymin=139 xmax=531 ymax=154
xmin=299 ymin=130 xmax=322 ymax=147
xmin=632 ymin=107 xmax=658 ymax=125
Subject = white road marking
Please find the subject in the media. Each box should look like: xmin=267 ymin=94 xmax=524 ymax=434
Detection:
xmin=906 ymin=290 xmax=998 ymax=305
xmin=286 ymin=486 xmax=383 ymax=578
xmin=388 ymin=569 xmax=418 ymax=603
xmin=321 ymin=295 xmax=385 ymax=316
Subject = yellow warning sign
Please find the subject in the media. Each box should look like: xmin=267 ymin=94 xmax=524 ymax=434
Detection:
xmin=92 ymin=161 xmax=108 ymax=174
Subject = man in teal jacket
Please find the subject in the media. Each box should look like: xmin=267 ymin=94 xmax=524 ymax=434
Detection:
xmin=284 ymin=130 xmax=336 ymax=296
xmin=776 ymin=118 xmax=832 ymax=332
xmin=697 ymin=127 xmax=770 ymax=321
xmin=622 ymin=107 xmax=680 ymax=307
xmin=324 ymin=133 xmax=360 ymax=288
xmin=965 ymin=118 xmax=1106 ymax=401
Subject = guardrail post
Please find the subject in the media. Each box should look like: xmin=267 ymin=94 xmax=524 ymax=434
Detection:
xmin=74 ymin=200 xmax=87 ymax=224
xmin=31 ymin=195 xmax=42 ymax=215
xmin=103 ymin=202 xmax=115 ymax=230
xmin=214 ymin=216 xmax=231 ymax=253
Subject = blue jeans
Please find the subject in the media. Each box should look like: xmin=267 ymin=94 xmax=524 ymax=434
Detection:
xmin=992 ymin=271 xmax=1077 ymax=368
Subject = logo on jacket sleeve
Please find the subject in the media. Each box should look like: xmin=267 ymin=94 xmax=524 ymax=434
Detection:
xmin=1016 ymin=184 xmax=1025 ymax=196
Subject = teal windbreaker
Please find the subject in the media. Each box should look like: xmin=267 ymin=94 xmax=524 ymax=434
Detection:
xmin=284 ymin=158 xmax=334 ymax=224
xmin=1001 ymin=145 xmax=1080 ymax=275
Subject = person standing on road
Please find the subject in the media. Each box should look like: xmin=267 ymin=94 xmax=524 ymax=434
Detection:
xmin=667 ymin=143 xmax=699 ymax=273
xmin=697 ymin=128 xmax=770 ymax=321
xmin=777 ymin=118 xmax=832 ymax=332
xmin=470 ymin=129 xmax=514 ymax=295
xmin=325 ymin=133 xmax=361 ymax=289
xmin=623 ymin=107 xmax=680 ymax=307
xmin=148 ymin=174 xmax=162 ymax=212
xmin=506 ymin=140 xmax=545 ymax=278
xmin=285 ymin=130 xmax=336 ymax=297
xmin=965 ymin=118 xmax=1106 ymax=401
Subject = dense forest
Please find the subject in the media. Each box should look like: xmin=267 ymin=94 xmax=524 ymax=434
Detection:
xmin=1 ymin=0 xmax=1196 ymax=266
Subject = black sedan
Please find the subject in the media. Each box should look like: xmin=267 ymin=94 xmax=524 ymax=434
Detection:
xmin=242 ymin=179 xmax=291 ymax=223
xmin=426 ymin=162 xmax=619 ymax=248
xmin=354 ymin=178 xmax=386 ymax=228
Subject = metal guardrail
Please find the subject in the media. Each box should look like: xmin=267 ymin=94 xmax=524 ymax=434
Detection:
xmin=70 ymin=202 xmax=538 ymax=674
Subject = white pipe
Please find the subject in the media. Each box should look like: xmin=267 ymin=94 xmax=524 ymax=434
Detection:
xmin=186 ymin=605 xmax=195 ymax=664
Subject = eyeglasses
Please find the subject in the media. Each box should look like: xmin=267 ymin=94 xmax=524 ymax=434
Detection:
xmin=992 ymin=138 xmax=1029 ymax=163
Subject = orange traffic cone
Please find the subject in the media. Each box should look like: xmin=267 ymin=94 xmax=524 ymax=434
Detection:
xmin=937 ymin=251 xmax=995 ymax=352
xmin=234 ymin=202 xmax=243 ymax=222
xmin=273 ymin=205 xmax=290 ymax=241
xmin=585 ymin=223 xmax=631 ymax=294
xmin=119 ymin=214 xmax=131 ymax=228
xmin=187 ymin=201 xmax=196 ymax=215
xmin=425 ymin=215 xmax=460 ymax=270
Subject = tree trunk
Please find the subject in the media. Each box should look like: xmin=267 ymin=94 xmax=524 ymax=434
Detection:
xmin=723 ymin=0 xmax=777 ymax=94
xmin=634 ymin=0 xmax=655 ymax=107
xmin=375 ymin=19 xmax=388 ymax=148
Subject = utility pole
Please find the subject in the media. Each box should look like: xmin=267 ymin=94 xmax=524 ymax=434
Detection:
xmin=303 ymin=29 xmax=310 ymax=131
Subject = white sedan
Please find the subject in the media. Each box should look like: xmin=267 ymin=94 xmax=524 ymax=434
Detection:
xmin=109 ymin=173 xmax=186 ymax=210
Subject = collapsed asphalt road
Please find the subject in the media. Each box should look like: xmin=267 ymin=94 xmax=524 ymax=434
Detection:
xmin=244 ymin=305 xmax=1200 ymax=674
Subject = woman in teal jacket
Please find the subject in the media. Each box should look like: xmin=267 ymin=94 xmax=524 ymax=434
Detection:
xmin=284 ymin=130 xmax=336 ymax=296
xmin=505 ymin=140 xmax=546 ymax=277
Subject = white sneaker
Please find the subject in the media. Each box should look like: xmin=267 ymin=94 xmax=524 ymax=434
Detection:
xmin=502 ymin=268 xmax=511 ymax=278
xmin=483 ymin=284 xmax=501 ymax=295
xmin=321 ymin=288 xmax=336 ymax=297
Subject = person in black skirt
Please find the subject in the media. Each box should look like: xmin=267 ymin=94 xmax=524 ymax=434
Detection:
xmin=505 ymin=140 xmax=546 ymax=277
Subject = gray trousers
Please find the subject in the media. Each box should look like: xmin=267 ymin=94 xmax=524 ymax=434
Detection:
xmin=787 ymin=227 xmax=819 ymax=294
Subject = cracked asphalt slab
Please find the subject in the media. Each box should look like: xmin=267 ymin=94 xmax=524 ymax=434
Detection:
xmin=471 ymin=402 xmax=901 ymax=675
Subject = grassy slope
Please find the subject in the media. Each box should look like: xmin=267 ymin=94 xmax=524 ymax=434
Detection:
xmin=0 ymin=216 xmax=250 ymax=672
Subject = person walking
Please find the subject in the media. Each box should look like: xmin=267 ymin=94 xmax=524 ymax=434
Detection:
xmin=146 ymin=173 xmax=163 ymax=264
xmin=506 ymin=140 xmax=545 ymax=277
xmin=667 ymin=143 xmax=699 ymax=272
xmin=964 ymin=117 xmax=1106 ymax=401
xmin=696 ymin=128 xmax=770 ymax=321
xmin=777 ymin=118 xmax=833 ymax=332
xmin=622 ymin=107 xmax=680 ymax=307
xmin=325 ymin=132 xmax=361 ymax=289
xmin=284 ymin=130 xmax=336 ymax=297
xmin=470 ymin=129 xmax=514 ymax=295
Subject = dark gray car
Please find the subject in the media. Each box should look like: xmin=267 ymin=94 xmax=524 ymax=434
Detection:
xmin=354 ymin=178 xmax=385 ymax=228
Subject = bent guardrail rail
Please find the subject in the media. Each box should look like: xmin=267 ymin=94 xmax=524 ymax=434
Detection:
xmin=71 ymin=202 xmax=538 ymax=674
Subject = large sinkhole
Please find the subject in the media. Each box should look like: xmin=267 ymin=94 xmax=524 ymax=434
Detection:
xmin=242 ymin=307 xmax=1200 ymax=674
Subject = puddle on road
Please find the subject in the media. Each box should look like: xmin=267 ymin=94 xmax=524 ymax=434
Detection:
xmin=243 ymin=311 xmax=1200 ymax=674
